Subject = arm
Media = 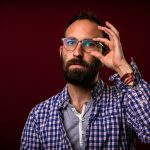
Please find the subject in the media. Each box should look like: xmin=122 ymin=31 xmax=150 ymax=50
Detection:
xmin=90 ymin=22 xmax=150 ymax=143
xmin=109 ymin=59 xmax=150 ymax=143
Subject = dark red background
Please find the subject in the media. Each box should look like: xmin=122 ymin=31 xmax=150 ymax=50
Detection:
xmin=0 ymin=0 xmax=150 ymax=149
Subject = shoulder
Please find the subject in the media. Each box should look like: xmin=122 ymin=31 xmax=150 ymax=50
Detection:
xmin=28 ymin=92 xmax=62 ymax=120
xmin=103 ymin=81 xmax=122 ymax=96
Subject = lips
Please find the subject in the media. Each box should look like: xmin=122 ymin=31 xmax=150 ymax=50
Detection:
xmin=69 ymin=64 xmax=85 ymax=69
xmin=66 ymin=59 xmax=89 ymax=69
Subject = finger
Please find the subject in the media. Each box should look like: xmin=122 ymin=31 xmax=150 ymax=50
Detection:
xmin=98 ymin=26 xmax=114 ymax=42
xmin=98 ymin=25 xmax=119 ymax=42
xmin=93 ymin=37 xmax=110 ymax=47
xmin=97 ymin=25 xmax=122 ymax=55
xmin=90 ymin=50 xmax=104 ymax=60
xmin=105 ymin=21 xmax=120 ymax=37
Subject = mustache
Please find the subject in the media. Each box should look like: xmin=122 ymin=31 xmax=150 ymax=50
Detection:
xmin=66 ymin=58 xmax=89 ymax=68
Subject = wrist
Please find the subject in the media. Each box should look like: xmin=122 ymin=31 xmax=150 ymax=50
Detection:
xmin=115 ymin=59 xmax=133 ymax=77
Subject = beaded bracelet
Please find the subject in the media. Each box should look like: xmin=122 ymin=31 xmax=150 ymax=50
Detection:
xmin=121 ymin=72 xmax=134 ymax=85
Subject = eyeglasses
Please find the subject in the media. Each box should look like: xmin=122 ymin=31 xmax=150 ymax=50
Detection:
xmin=61 ymin=37 xmax=104 ymax=53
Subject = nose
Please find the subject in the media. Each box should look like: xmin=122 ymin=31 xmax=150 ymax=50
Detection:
xmin=73 ymin=41 xmax=83 ymax=57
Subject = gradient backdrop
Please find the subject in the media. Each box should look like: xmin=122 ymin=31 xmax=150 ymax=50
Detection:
xmin=0 ymin=0 xmax=150 ymax=149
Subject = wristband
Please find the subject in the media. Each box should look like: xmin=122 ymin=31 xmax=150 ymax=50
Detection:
xmin=121 ymin=72 xmax=134 ymax=85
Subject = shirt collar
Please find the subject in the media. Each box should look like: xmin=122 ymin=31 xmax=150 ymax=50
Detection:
xmin=57 ymin=79 xmax=104 ymax=110
xmin=91 ymin=79 xmax=104 ymax=99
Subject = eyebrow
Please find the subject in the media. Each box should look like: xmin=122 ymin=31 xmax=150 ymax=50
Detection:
xmin=65 ymin=37 xmax=96 ymax=41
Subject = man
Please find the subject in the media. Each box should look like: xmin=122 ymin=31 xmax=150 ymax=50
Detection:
xmin=21 ymin=11 xmax=150 ymax=149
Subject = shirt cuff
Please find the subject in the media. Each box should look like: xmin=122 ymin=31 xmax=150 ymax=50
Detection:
xmin=108 ymin=58 xmax=141 ymax=91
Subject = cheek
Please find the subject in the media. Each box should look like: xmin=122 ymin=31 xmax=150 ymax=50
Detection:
xmin=84 ymin=54 xmax=95 ymax=64
xmin=60 ymin=51 xmax=70 ymax=67
xmin=61 ymin=50 xmax=73 ymax=62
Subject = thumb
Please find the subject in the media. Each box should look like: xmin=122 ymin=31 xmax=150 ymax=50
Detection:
xmin=90 ymin=51 xmax=103 ymax=60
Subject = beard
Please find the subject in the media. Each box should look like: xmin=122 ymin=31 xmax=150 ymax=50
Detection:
xmin=60 ymin=54 xmax=102 ymax=87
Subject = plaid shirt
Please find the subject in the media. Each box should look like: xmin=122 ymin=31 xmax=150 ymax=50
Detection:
xmin=21 ymin=60 xmax=150 ymax=150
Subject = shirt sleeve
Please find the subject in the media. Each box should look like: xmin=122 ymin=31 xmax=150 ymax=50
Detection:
xmin=109 ymin=58 xmax=150 ymax=144
xmin=20 ymin=108 xmax=41 ymax=150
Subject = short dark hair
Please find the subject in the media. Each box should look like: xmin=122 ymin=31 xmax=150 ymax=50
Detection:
xmin=65 ymin=11 xmax=108 ymax=38
xmin=65 ymin=11 xmax=104 ymax=29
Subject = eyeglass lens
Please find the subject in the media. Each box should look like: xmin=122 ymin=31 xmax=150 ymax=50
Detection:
xmin=62 ymin=37 xmax=101 ymax=52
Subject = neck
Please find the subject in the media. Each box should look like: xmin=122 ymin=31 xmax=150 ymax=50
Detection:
xmin=67 ymin=81 xmax=96 ymax=113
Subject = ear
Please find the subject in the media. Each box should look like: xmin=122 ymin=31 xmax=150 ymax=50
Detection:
xmin=59 ymin=46 xmax=63 ymax=56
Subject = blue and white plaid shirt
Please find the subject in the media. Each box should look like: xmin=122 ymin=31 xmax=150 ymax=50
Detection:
xmin=21 ymin=60 xmax=150 ymax=150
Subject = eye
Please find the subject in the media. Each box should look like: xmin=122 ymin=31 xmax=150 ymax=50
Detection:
xmin=83 ymin=39 xmax=96 ymax=48
xmin=66 ymin=38 xmax=77 ymax=46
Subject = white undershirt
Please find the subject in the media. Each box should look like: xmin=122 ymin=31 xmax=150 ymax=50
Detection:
xmin=71 ymin=104 xmax=86 ymax=146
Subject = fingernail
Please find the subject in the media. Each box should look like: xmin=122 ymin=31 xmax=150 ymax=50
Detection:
xmin=106 ymin=21 xmax=110 ymax=24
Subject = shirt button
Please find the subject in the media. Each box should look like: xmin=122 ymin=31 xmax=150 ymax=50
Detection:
xmin=72 ymin=108 xmax=75 ymax=111
xmin=82 ymin=130 xmax=86 ymax=135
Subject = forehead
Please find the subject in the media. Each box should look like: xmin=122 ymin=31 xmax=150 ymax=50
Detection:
xmin=65 ymin=19 xmax=103 ymax=39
